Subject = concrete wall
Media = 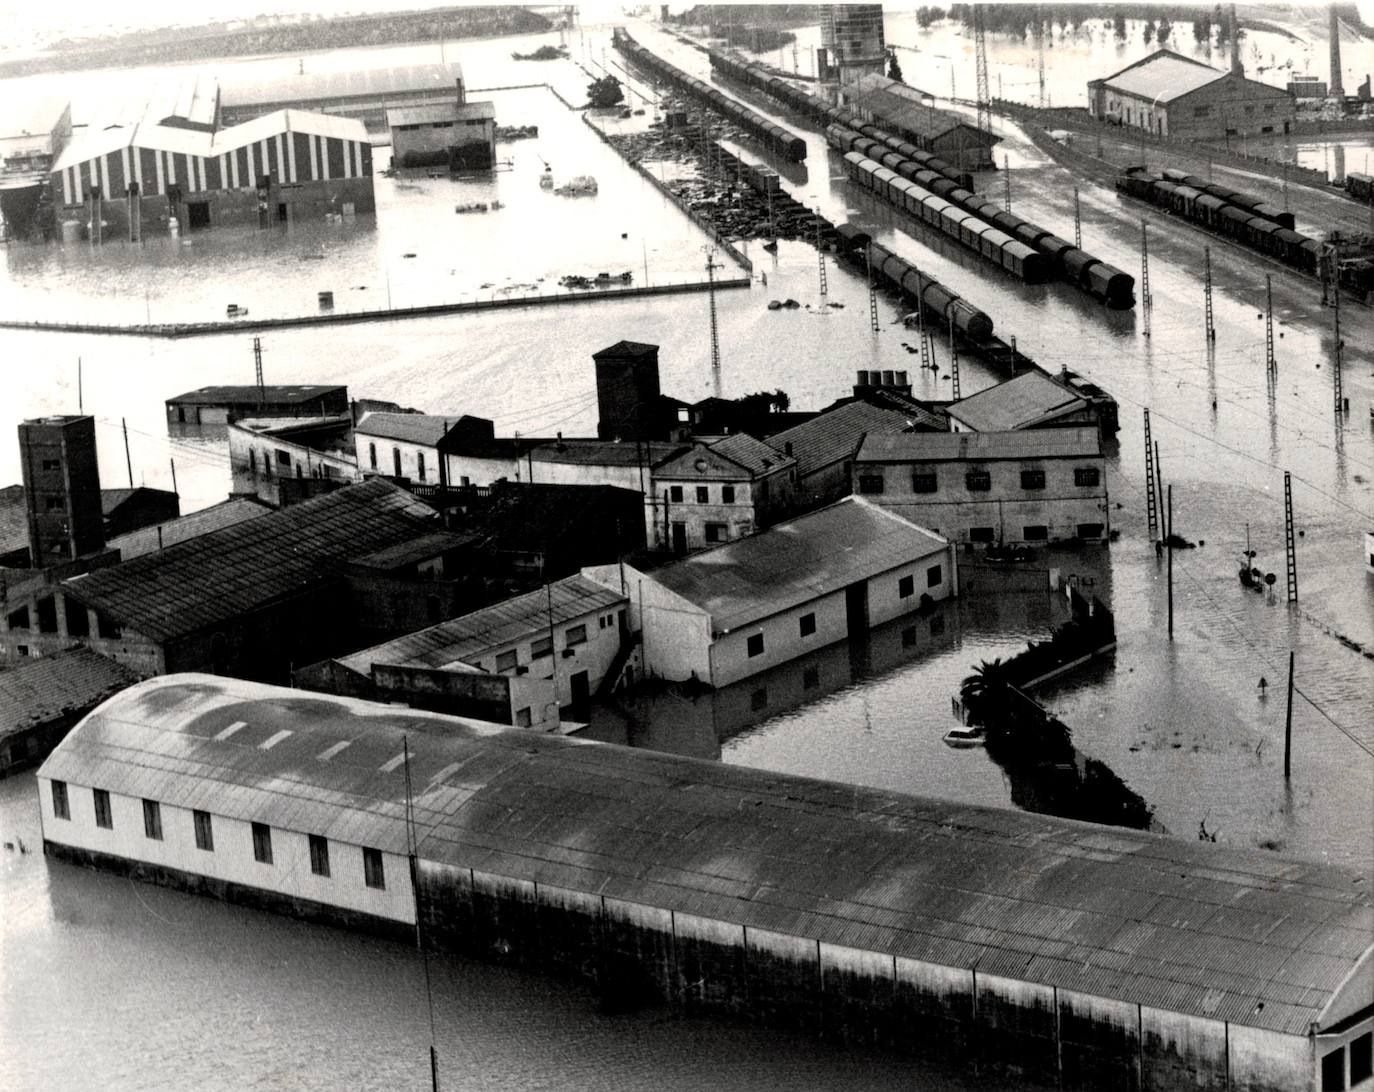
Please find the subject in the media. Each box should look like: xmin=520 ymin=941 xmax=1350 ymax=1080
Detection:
xmin=586 ymin=564 xmax=713 ymax=684
xmin=230 ymin=423 xmax=358 ymax=506
xmin=1098 ymin=76 xmax=1295 ymax=140
xmin=39 ymin=774 xmax=413 ymax=924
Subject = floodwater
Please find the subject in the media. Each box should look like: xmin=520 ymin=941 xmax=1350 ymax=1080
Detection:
xmin=1 ymin=13 xmax=1372 ymax=1088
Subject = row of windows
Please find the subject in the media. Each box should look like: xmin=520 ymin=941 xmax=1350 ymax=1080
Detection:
xmin=246 ymin=448 xmax=337 ymax=482
xmin=668 ymin=484 xmax=738 ymax=505
xmin=53 ymin=781 xmax=386 ymax=890
xmin=857 ymin=466 xmax=1101 ymax=496
xmin=1322 ymin=1032 xmax=1373 ymax=1091
xmin=492 ymin=613 xmax=622 ymax=674
xmin=367 ymin=443 xmax=427 ymax=481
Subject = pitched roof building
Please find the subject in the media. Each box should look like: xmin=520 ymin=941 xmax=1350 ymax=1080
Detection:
xmin=946 ymin=371 xmax=1096 ymax=433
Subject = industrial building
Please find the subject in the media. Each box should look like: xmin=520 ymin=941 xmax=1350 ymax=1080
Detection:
xmin=39 ymin=674 xmax=1373 ymax=1092
xmin=354 ymin=412 xmax=494 ymax=487
xmin=229 ymin=417 xmax=358 ymax=507
xmin=852 ymin=427 xmax=1110 ymax=545
xmin=50 ymin=107 xmax=374 ymax=239
xmin=1088 ymin=50 xmax=1295 ymax=141
xmin=945 ymin=370 xmax=1101 ymax=433
xmin=166 ymin=385 xmax=349 ymax=426
xmin=218 ymin=62 xmax=467 ymax=131
xmin=1 ymin=97 xmax=71 ymax=238
xmin=583 ymin=496 xmax=956 ymax=687
xmin=387 ymin=101 xmax=496 ymax=171
xmin=844 ymin=73 xmax=999 ymax=170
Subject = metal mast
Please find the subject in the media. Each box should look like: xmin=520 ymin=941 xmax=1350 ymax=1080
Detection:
xmin=1265 ymin=274 xmax=1275 ymax=373
xmin=1073 ymin=187 xmax=1081 ymax=249
xmin=704 ymin=250 xmax=722 ymax=396
xmin=1035 ymin=6 xmax=1047 ymax=108
xmin=948 ymin=314 xmax=961 ymax=400
xmin=1143 ymin=408 xmax=1159 ymax=542
xmin=1140 ymin=219 xmax=1152 ymax=337
xmin=1283 ymin=471 xmax=1298 ymax=602
xmin=866 ymin=245 xmax=880 ymax=335
xmin=1203 ymin=246 xmax=1215 ymax=342
xmin=1333 ymin=269 xmax=1344 ymax=418
xmin=815 ymin=211 xmax=828 ymax=297
xmin=974 ymin=4 xmax=990 ymax=133
xmin=253 ymin=337 xmax=265 ymax=405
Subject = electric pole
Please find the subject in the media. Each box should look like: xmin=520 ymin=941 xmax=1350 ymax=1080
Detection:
xmin=1283 ymin=470 xmax=1298 ymax=603
xmin=1203 ymin=246 xmax=1215 ymax=342
xmin=1265 ymin=273 xmax=1275 ymax=373
xmin=974 ymin=3 xmax=990 ymax=133
xmin=1140 ymin=219 xmax=1151 ymax=337
xmin=1073 ymin=186 xmax=1081 ymax=250
xmin=1143 ymin=408 xmax=1159 ymax=542
xmin=704 ymin=249 xmax=722 ymax=397
xmin=253 ymin=336 xmax=265 ymax=405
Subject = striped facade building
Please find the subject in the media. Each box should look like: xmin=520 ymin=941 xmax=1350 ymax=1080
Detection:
xmin=51 ymin=109 xmax=374 ymax=238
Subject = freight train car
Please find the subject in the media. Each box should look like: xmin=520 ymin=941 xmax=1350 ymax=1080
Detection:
xmin=1344 ymin=172 xmax=1374 ymax=203
xmin=1160 ymin=167 xmax=1295 ymax=230
xmin=853 ymin=237 xmax=995 ymax=341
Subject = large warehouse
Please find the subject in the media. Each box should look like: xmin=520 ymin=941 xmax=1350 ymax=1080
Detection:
xmin=39 ymin=675 xmax=1374 ymax=1092
xmin=1088 ymin=49 xmax=1295 ymax=141
xmin=49 ymin=107 xmax=374 ymax=238
xmin=218 ymin=62 xmax=467 ymax=130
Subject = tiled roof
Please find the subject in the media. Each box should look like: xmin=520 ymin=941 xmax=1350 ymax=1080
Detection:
xmin=347 ymin=530 xmax=475 ymax=570
xmin=166 ymin=385 xmax=345 ymax=406
xmin=857 ymin=427 xmax=1102 ymax=463
xmin=105 ymin=498 xmax=270 ymax=561
xmin=645 ymin=496 xmax=949 ymax=633
xmin=531 ymin=439 xmax=687 ymax=468
xmin=848 ymin=73 xmax=995 ymax=143
xmin=44 ymin=674 xmax=1374 ymax=1038
xmin=767 ymin=401 xmax=920 ymax=479
xmin=62 ymin=480 xmax=439 ymax=642
xmin=355 ymin=412 xmax=456 ymax=447
xmin=946 ymin=371 xmax=1088 ymax=432
xmin=706 ymin=433 xmax=790 ymax=476
xmin=0 ymin=648 xmax=139 ymax=740
xmin=0 ymin=484 xmax=27 ymax=558
xmin=336 ymin=574 xmax=627 ymax=674
xmin=1096 ymin=49 xmax=1227 ymax=104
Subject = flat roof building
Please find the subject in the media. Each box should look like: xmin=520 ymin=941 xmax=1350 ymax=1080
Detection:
xmin=387 ymin=100 xmax=496 ymax=171
xmin=167 ymin=385 xmax=349 ymax=426
xmin=39 ymin=674 xmax=1374 ymax=1092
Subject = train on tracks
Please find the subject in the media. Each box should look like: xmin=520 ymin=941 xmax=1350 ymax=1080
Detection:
xmin=612 ymin=28 xmax=807 ymax=162
xmin=1116 ymin=166 xmax=1322 ymax=274
xmin=1158 ymin=168 xmax=1296 ymax=230
xmin=1344 ymin=171 xmax=1374 ymax=203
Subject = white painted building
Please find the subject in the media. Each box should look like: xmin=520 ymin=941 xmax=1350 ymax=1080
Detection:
xmin=355 ymin=412 xmax=456 ymax=485
xmin=584 ymin=496 xmax=956 ymax=688
xmin=229 ymin=416 xmax=359 ymax=506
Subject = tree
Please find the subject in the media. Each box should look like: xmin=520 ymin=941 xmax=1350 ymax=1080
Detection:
xmin=1143 ymin=19 xmax=1155 ymax=44
xmin=587 ymin=75 xmax=623 ymax=108
xmin=1157 ymin=17 xmax=1172 ymax=44
xmin=959 ymin=658 xmax=1013 ymax=727
xmin=1113 ymin=11 xmax=1127 ymax=39
xmin=887 ymin=48 xmax=904 ymax=83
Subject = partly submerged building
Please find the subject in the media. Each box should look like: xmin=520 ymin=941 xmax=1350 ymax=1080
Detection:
xmin=218 ymin=62 xmax=467 ymax=130
xmin=39 ymin=674 xmax=1374 ymax=1092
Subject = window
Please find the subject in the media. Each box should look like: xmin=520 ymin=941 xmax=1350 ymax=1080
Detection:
xmin=799 ymin=612 xmax=816 ymax=637
xmin=857 ymin=474 xmax=885 ymax=495
xmin=965 ymin=470 xmax=991 ymax=492
xmin=705 ymin=522 xmax=727 ymax=543
xmin=1075 ymin=467 xmax=1101 ymax=487
xmin=750 ymin=687 xmax=768 ymax=711
xmin=1077 ymin=522 xmax=1105 ymax=540
xmin=193 ymin=809 xmax=214 ymax=851
xmin=276 ymin=449 xmax=291 ymax=467
xmin=1020 ymin=469 xmax=1045 ymax=490
xmin=565 ymin=624 xmax=587 ymax=648
xmin=531 ymin=635 xmax=553 ymax=659
xmin=142 ymin=799 xmax=163 ymax=841
xmin=1321 ymin=1047 xmax=1345 ymax=1092
xmin=669 ymin=485 xmax=683 ymax=503
xmin=41 ymin=458 xmax=61 ymax=470
xmin=696 ymin=486 xmax=709 ymax=503
xmin=363 ymin=847 xmax=386 ymax=889
xmin=51 ymin=780 xmax=69 ymax=820
xmin=45 ymin=495 xmax=64 ymax=511
xmin=248 ymin=449 xmax=257 ymax=477
xmin=93 ymin=788 xmax=112 ymax=830
xmin=392 ymin=448 xmax=402 ymax=477
xmin=1263 ymin=103 xmax=1275 ymax=114
xmin=495 ymin=649 xmax=518 ymax=673
xmin=1243 ymin=104 xmax=1255 ymax=115
xmin=309 ymin=834 xmax=330 ymax=877
xmin=252 ymin=822 xmax=273 ymax=865
xmin=746 ymin=633 xmax=765 ymax=657
xmin=368 ymin=443 xmax=377 ymax=469
xmin=911 ymin=471 xmax=938 ymax=493
xmin=1024 ymin=525 xmax=1049 ymax=541
xmin=417 ymin=452 xmax=426 ymax=481
xmin=927 ymin=563 xmax=943 ymax=588
xmin=898 ymin=575 xmax=915 ymax=599
xmin=263 ymin=453 xmax=272 ymax=480
xmin=969 ymin=526 xmax=996 ymax=543
xmin=515 ymin=707 xmax=532 ymax=728
xmin=1352 ymin=1032 xmax=1373 ymax=1085
xmin=721 ymin=485 xmax=735 ymax=503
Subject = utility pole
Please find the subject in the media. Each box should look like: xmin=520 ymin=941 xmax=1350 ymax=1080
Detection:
xmin=914 ymin=267 xmax=931 ymax=372
xmin=1283 ymin=470 xmax=1298 ymax=603
xmin=1035 ymin=5 xmax=1047 ymax=109
xmin=1003 ymin=155 xmax=1011 ymax=212
xmin=973 ymin=3 xmax=990 ymax=132
xmin=1073 ymin=187 xmax=1081 ymax=250
xmin=253 ymin=336 xmax=265 ymax=405
xmin=1203 ymin=246 xmax=1215 ymax=342
xmin=1140 ymin=219 xmax=1151 ymax=337
xmin=704 ymin=249 xmax=722 ymax=397
xmin=1283 ymin=650 xmax=1294 ymax=779
xmin=121 ymin=417 xmax=133 ymax=488
xmin=1166 ymin=484 xmax=1174 ymax=639
xmin=1333 ymin=269 xmax=1344 ymax=419
xmin=169 ymin=458 xmax=178 ymax=497
xmin=866 ymin=245 xmax=880 ymax=335
xmin=1265 ymin=273 xmax=1275 ymax=373
xmin=1143 ymin=409 xmax=1159 ymax=543
xmin=815 ymin=211 xmax=828 ymax=297
xmin=948 ymin=313 xmax=961 ymax=400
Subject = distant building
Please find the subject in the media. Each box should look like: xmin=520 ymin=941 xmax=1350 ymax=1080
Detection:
xmin=1088 ymin=50 xmax=1295 ymax=140
xmin=387 ymin=101 xmax=496 ymax=170
xmin=218 ymin=62 xmax=467 ymax=130
xmin=18 ymin=415 xmax=104 ymax=565
xmin=945 ymin=371 xmax=1100 ymax=434
xmin=354 ymin=412 xmax=492 ymax=487
xmin=0 ymin=647 xmax=138 ymax=775
xmin=1288 ymin=76 xmax=1329 ymax=100
xmin=819 ymin=4 xmax=887 ymax=88
xmin=104 ymin=498 xmax=268 ymax=561
xmin=230 ymin=416 xmax=358 ymax=506
xmin=844 ymin=73 xmax=999 ymax=169
xmin=298 ymin=573 xmax=632 ymax=730
xmin=100 ymin=487 xmax=180 ymax=539
xmin=166 ymin=385 xmax=349 ymax=426
xmin=852 ymin=427 xmax=1109 ymax=545
xmin=1 ymin=97 xmax=71 ymax=238
xmin=584 ymin=496 xmax=957 ymax=687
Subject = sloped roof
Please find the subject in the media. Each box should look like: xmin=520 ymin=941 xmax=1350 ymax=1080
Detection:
xmin=336 ymin=574 xmax=626 ymax=675
xmin=105 ymin=498 xmax=269 ymax=561
xmin=848 ymin=72 xmax=996 ymax=145
xmin=166 ymin=384 xmax=344 ymax=406
xmin=0 ymin=484 xmax=27 ymax=558
xmin=706 ymin=433 xmax=790 ymax=476
xmin=387 ymin=101 xmax=495 ymax=126
xmin=220 ymin=62 xmax=464 ymax=108
xmin=212 ymin=108 xmax=367 ymax=151
xmin=355 ymin=412 xmax=457 ymax=447
xmin=767 ymin=400 xmax=920 ymax=479
xmin=43 ymin=673 xmax=1374 ymax=1038
xmin=857 ymin=427 xmax=1102 ymax=463
xmin=100 ymin=487 xmax=178 ymax=517
xmin=0 ymin=647 xmax=138 ymax=739
xmin=62 ymin=480 xmax=438 ymax=642
xmin=531 ymin=439 xmax=687 ymax=468
xmin=645 ymin=496 xmax=949 ymax=633
xmin=1096 ymin=49 xmax=1228 ymax=104
xmin=946 ymin=371 xmax=1089 ymax=432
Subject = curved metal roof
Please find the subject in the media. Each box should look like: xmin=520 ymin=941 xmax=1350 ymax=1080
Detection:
xmin=41 ymin=675 xmax=1373 ymax=1036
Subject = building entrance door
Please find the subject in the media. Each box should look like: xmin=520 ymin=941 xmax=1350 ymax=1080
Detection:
xmin=186 ymin=201 xmax=210 ymax=230
xmin=569 ymin=670 xmax=590 ymax=711
xmin=671 ymin=522 xmax=687 ymax=554
xmin=844 ymin=582 xmax=869 ymax=638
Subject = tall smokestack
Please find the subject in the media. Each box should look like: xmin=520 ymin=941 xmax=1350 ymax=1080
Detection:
xmin=1330 ymin=4 xmax=1345 ymax=98
xmin=1229 ymin=4 xmax=1243 ymax=77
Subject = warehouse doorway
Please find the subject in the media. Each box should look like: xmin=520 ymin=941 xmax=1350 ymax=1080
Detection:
xmin=844 ymin=582 xmax=869 ymax=638
xmin=186 ymin=201 xmax=210 ymax=230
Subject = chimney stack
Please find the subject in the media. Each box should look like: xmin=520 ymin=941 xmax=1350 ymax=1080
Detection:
xmin=1330 ymin=4 xmax=1345 ymax=98
xmin=1229 ymin=4 xmax=1243 ymax=77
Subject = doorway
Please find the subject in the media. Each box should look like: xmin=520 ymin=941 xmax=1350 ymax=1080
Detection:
xmin=186 ymin=201 xmax=210 ymax=230
xmin=569 ymin=670 xmax=590 ymax=711
xmin=844 ymin=582 xmax=869 ymax=638
xmin=671 ymin=522 xmax=687 ymax=554
xmin=277 ymin=202 xmax=288 ymax=223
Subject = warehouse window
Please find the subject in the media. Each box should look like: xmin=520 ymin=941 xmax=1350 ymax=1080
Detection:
xmin=531 ymin=635 xmax=552 ymax=659
xmin=927 ymin=563 xmax=943 ymax=588
xmin=746 ymin=633 xmax=764 ymax=657
xmin=363 ymin=847 xmax=386 ymax=889
xmin=799 ymin=612 xmax=816 ymax=637
xmin=899 ymin=575 xmax=915 ymax=599
xmin=696 ymin=486 xmax=709 ymax=503
xmin=1075 ymin=467 xmax=1101 ymax=487
xmin=1244 ymin=104 xmax=1255 ymax=115
xmin=309 ymin=834 xmax=330 ymax=878
xmin=1020 ymin=469 xmax=1045 ymax=490
xmin=51 ymin=780 xmax=69 ymax=820
xmin=565 ymin=624 xmax=587 ymax=648
xmin=417 ymin=452 xmax=426 ymax=481
xmin=45 ymin=495 xmax=63 ymax=511
xmin=970 ymin=527 xmax=996 ymax=543
xmin=721 ymin=485 xmax=735 ymax=503
xmin=911 ymin=471 xmax=938 ymax=493
xmin=275 ymin=449 xmax=290 ymax=467
xmin=93 ymin=788 xmax=113 ymax=830
xmin=392 ymin=448 xmax=402 ymax=477
xmin=1077 ymin=523 xmax=1105 ymax=540
xmin=1263 ymin=103 xmax=1275 ymax=114
xmin=495 ymin=649 xmax=518 ymax=673
xmin=369 ymin=443 xmax=377 ymax=469
xmin=965 ymin=470 xmax=991 ymax=492
xmin=252 ymin=822 xmax=273 ymax=865
xmin=1322 ymin=1046 xmax=1345 ymax=1091
xmin=669 ymin=485 xmax=683 ymax=503
xmin=857 ymin=474 xmax=885 ymax=495
xmin=1023 ymin=526 xmax=1049 ymax=541
xmin=1193 ymin=105 xmax=1211 ymax=118
xmin=193 ymin=809 xmax=214 ymax=851
xmin=248 ymin=449 xmax=257 ymax=477
xmin=1351 ymin=1032 xmax=1373 ymax=1085
xmin=142 ymin=799 xmax=163 ymax=841
xmin=705 ymin=522 xmax=727 ymax=543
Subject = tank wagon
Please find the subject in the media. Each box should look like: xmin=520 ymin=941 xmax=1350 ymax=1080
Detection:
xmin=612 ymin=29 xmax=807 ymax=162
xmin=1160 ymin=167 xmax=1296 ymax=230
xmin=852 ymin=236 xmax=996 ymax=341
xmin=1117 ymin=167 xmax=1322 ymax=275
xmin=832 ymin=126 xmax=1134 ymax=308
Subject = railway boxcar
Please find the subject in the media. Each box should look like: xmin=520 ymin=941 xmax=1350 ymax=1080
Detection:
xmin=1346 ymin=172 xmax=1374 ymax=202
xmin=1083 ymin=263 xmax=1136 ymax=308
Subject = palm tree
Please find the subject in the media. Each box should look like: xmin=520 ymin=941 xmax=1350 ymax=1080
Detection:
xmin=959 ymin=658 xmax=1011 ymax=727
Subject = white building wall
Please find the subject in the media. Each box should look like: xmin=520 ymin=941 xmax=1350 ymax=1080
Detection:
xmin=465 ymin=603 xmax=627 ymax=707
xmin=443 ymin=452 xmax=520 ymax=486
xmin=865 ymin=545 xmax=956 ymax=627
xmin=229 ymin=422 xmax=359 ymax=506
xmin=709 ymin=588 xmax=850 ymax=688
xmin=1228 ymin=1023 xmax=1314 ymax=1092
xmin=584 ymin=564 xmax=712 ymax=683
xmin=357 ymin=433 xmax=440 ymax=484
xmin=38 ymin=775 xmax=414 ymax=924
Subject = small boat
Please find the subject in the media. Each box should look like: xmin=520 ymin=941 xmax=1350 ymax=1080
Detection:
xmin=761 ymin=239 xmax=778 ymax=252
xmin=943 ymin=726 xmax=987 ymax=748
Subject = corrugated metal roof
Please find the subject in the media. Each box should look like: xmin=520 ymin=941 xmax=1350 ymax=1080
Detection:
xmin=706 ymin=433 xmax=789 ymax=476
xmin=644 ymin=496 xmax=950 ymax=634
xmin=857 ymin=427 xmax=1101 ymax=463
xmin=531 ymin=440 xmax=687 ymax=468
xmin=846 ymin=73 xmax=994 ymax=144
xmin=355 ymin=412 xmax=455 ymax=447
xmin=1097 ymin=49 xmax=1227 ymax=104
xmin=41 ymin=674 xmax=1373 ymax=1037
xmin=166 ymin=385 xmax=345 ymax=405
xmin=767 ymin=401 xmax=920 ymax=479
xmin=62 ymin=480 xmax=439 ymax=642
xmin=335 ymin=574 xmax=627 ymax=674
xmin=946 ymin=372 xmax=1089 ymax=432
xmin=347 ymin=530 xmax=474 ymax=571
xmin=0 ymin=648 xmax=139 ymax=740
xmin=220 ymin=62 xmax=464 ymax=108
xmin=105 ymin=498 xmax=270 ymax=561
xmin=213 ymin=108 xmax=368 ymax=150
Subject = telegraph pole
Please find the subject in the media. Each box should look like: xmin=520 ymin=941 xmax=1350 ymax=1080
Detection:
xmin=704 ymin=249 xmax=722 ymax=397
xmin=122 ymin=418 xmax=133 ymax=488
xmin=974 ymin=4 xmax=990 ymax=132
xmin=1003 ymin=155 xmax=1011 ymax=212
xmin=1265 ymin=274 xmax=1275 ymax=373
xmin=1166 ymin=484 xmax=1174 ymax=639
xmin=1203 ymin=246 xmax=1215 ymax=342
xmin=1140 ymin=219 xmax=1152 ymax=337
xmin=914 ymin=267 xmax=931 ymax=372
xmin=948 ymin=314 xmax=961 ymax=400
xmin=1283 ymin=650 xmax=1294 ymax=779
xmin=253 ymin=336 xmax=266 ymax=406
xmin=1283 ymin=471 xmax=1298 ymax=603
xmin=1143 ymin=409 xmax=1159 ymax=542
xmin=1073 ymin=187 xmax=1081 ymax=250
xmin=866 ymin=245 xmax=880 ymax=335
xmin=1332 ymin=269 xmax=1344 ymax=419
xmin=815 ymin=211 xmax=828 ymax=297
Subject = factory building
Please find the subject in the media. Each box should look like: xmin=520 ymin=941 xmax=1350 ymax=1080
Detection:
xmin=50 ymin=109 xmax=373 ymax=239
xmin=1 ymin=97 xmax=72 ymax=238
xmin=219 ymin=62 xmax=467 ymax=131
xmin=845 ymin=73 xmax=999 ymax=170
xmin=166 ymin=384 xmax=349 ymax=426
xmin=387 ymin=101 xmax=496 ymax=171
xmin=1088 ymin=50 xmax=1295 ymax=141
xmin=39 ymin=675 xmax=1374 ymax=1092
